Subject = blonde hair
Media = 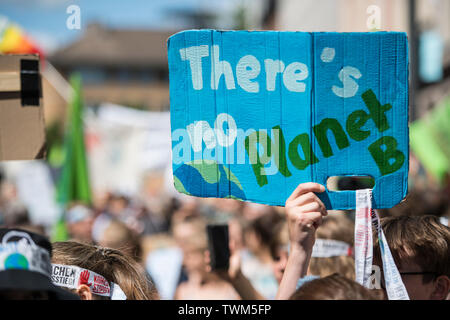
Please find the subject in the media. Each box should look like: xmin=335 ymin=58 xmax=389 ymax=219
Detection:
xmin=52 ymin=241 xmax=158 ymax=300
xmin=308 ymin=212 xmax=355 ymax=280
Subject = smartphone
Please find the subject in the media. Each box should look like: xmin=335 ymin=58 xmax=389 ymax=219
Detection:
xmin=206 ymin=224 xmax=230 ymax=271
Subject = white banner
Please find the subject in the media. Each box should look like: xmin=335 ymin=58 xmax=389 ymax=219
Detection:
xmin=354 ymin=189 xmax=409 ymax=300
xmin=84 ymin=104 xmax=172 ymax=196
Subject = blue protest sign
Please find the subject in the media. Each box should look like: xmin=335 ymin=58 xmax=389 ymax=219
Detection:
xmin=168 ymin=30 xmax=409 ymax=209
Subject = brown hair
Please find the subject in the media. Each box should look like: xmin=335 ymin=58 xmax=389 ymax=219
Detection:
xmin=52 ymin=241 xmax=158 ymax=300
xmin=373 ymin=215 xmax=450 ymax=278
xmin=245 ymin=211 xmax=285 ymax=253
xmin=290 ymin=273 xmax=383 ymax=300
xmin=270 ymin=219 xmax=288 ymax=258
xmin=308 ymin=212 xmax=355 ymax=279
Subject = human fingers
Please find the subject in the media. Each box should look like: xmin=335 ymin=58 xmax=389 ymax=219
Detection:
xmin=229 ymin=238 xmax=236 ymax=255
xmin=204 ymin=251 xmax=212 ymax=273
xmin=286 ymin=183 xmax=325 ymax=203
xmin=288 ymin=208 xmax=324 ymax=228
xmin=286 ymin=192 xmax=327 ymax=215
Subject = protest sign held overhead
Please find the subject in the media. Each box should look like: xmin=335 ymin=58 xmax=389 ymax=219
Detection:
xmin=168 ymin=30 xmax=409 ymax=209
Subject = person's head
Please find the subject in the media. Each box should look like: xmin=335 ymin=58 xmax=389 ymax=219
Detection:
xmin=98 ymin=219 xmax=142 ymax=263
xmin=172 ymin=217 xmax=208 ymax=275
xmin=203 ymin=198 xmax=244 ymax=215
xmin=106 ymin=194 xmax=130 ymax=218
xmin=9 ymin=224 xmax=46 ymax=237
xmin=1 ymin=201 xmax=30 ymax=227
xmin=0 ymin=228 xmax=79 ymax=300
xmin=227 ymin=216 xmax=246 ymax=252
xmin=290 ymin=273 xmax=383 ymax=300
xmin=170 ymin=198 xmax=201 ymax=227
xmin=244 ymin=211 xmax=284 ymax=257
xmin=51 ymin=241 xmax=158 ymax=300
xmin=0 ymin=181 xmax=17 ymax=204
xmin=65 ymin=204 xmax=94 ymax=243
xmin=374 ymin=215 xmax=450 ymax=300
xmin=308 ymin=212 xmax=355 ymax=280
xmin=242 ymin=202 xmax=275 ymax=221
xmin=172 ymin=217 xmax=206 ymax=252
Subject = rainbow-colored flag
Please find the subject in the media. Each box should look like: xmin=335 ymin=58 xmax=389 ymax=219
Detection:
xmin=0 ymin=15 xmax=44 ymax=58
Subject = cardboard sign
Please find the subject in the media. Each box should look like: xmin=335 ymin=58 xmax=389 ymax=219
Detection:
xmin=0 ymin=54 xmax=46 ymax=161
xmin=168 ymin=30 xmax=409 ymax=209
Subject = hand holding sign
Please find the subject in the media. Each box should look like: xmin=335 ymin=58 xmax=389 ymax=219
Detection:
xmin=285 ymin=182 xmax=327 ymax=254
xmin=276 ymin=182 xmax=327 ymax=300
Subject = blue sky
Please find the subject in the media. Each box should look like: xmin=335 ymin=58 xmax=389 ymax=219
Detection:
xmin=0 ymin=0 xmax=239 ymax=53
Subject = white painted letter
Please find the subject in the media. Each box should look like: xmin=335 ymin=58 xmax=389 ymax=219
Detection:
xmin=283 ymin=62 xmax=308 ymax=92
xmin=264 ymin=59 xmax=285 ymax=91
xmin=320 ymin=47 xmax=335 ymax=63
xmin=179 ymin=45 xmax=209 ymax=90
xmin=332 ymin=66 xmax=362 ymax=98
xmin=211 ymin=45 xmax=235 ymax=90
xmin=236 ymin=55 xmax=260 ymax=93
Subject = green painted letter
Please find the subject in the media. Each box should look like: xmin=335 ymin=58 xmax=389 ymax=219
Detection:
xmin=368 ymin=136 xmax=405 ymax=175
xmin=346 ymin=109 xmax=371 ymax=141
xmin=245 ymin=126 xmax=291 ymax=187
xmin=313 ymin=118 xmax=350 ymax=158
xmin=288 ymin=133 xmax=318 ymax=170
xmin=362 ymin=89 xmax=392 ymax=133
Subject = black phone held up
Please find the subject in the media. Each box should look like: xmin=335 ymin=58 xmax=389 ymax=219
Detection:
xmin=206 ymin=224 xmax=230 ymax=271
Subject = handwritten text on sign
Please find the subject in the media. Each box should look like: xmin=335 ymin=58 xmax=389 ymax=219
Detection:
xmin=168 ymin=31 xmax=409 ymax=209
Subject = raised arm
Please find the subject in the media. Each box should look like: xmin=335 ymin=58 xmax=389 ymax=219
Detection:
xmin=206 ymin=242 xmax=266 ymax=300
xmin=225 ymin=250 xmax=266 ymax=300
xmin=276 ymin=182 xmax=327 ymax=300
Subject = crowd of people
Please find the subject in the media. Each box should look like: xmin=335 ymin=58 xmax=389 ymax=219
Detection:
xmin=0 ymin=166 xmax=449 ymax=300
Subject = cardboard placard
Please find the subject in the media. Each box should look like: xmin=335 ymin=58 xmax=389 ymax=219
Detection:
xmin=0 ymin=54 xmax=46 ymax=161
xmin=168 ymin=30 xmax=409 ymax=209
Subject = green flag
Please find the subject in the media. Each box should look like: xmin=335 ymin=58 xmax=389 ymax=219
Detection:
xmin=52 ymin=73 xmax=92 ymax=241
xmin=410 ymin=96 xmax=450 ymax=184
